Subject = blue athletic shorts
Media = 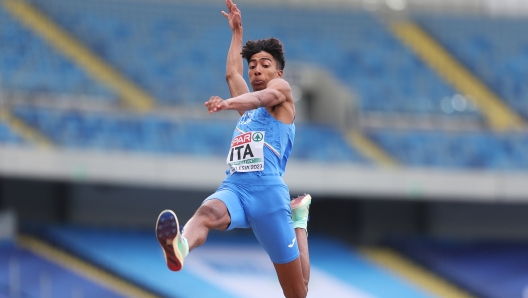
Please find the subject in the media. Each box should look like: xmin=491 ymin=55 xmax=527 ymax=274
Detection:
xmin=203 ymin=174 xmax=299 ymax=264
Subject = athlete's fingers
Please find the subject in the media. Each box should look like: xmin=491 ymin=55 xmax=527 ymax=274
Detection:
xmin=208 ymin=98 xmax=222 ymax=112
xmin=206 ymin=96 xmax=222 ymax=113
xmin=213 ymin=98 xmax=222 ymax=108
xmin=212 ymin=103 xmax=220 ymax=112
xmin=222 ymin=11 xmax=228 ymax=18
xmin=206 ymin=97 xmax=215 ymax=109
xmin=226 ymin=0 xmax=234 ymax=13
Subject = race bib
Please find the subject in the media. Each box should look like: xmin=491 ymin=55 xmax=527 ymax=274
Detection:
xmin=226 ymin=131 xmax=265 ymax=173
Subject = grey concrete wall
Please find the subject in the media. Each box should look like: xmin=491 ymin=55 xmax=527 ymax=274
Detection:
xmin=2 ymin=147 xmax=528 ymax=202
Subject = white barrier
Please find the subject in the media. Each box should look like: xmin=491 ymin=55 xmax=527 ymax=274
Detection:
xmin=1 ymin=146 xmax=527 ymax=202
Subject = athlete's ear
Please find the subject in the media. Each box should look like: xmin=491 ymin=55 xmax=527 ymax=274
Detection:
xmin=277 ymin=69 xmax=283 ymax=78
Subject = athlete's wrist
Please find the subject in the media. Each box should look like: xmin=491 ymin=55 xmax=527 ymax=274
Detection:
xmin=232 ymin=26 xmax=243 ymax=34
xmin=224 ymin=98 xmax=231 ymax=110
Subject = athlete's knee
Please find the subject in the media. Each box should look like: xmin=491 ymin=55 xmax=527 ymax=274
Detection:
xmin=194 ymin=203 xmax=229 ymax=229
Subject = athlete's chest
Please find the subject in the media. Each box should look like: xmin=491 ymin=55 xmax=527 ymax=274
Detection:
xmin=238 ymin=108 xmax=273 ymax=128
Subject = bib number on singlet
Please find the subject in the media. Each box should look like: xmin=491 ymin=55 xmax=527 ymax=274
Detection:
xmin=226 ymin=131 xmax=265 ymax=174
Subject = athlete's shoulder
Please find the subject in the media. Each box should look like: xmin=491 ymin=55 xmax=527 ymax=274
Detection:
xmin=267 ymin=78 xmax=291 ymax=90
xmin=267 ymin=78 xmax=293 ymax=105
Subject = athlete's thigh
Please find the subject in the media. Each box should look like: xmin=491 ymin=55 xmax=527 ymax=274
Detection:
xmin=247 ymin=184 xmax=299 ymax=264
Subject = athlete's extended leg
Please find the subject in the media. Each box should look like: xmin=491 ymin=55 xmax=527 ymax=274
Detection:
xmin=156 ymin=199 xmax=231 ymax=271
xmin=156 ymin=210 xmax=188 ymax=271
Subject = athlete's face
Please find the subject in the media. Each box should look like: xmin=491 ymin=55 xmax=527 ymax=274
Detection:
xmin=248 ymin=51 xmax=283 ymax=91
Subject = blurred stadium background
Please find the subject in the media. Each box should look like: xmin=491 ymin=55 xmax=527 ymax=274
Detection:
xmin=1 ymin=0 xmax=528 ymax=297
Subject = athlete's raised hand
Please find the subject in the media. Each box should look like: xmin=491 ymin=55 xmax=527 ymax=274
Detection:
xmin=205 ymin=96 xmax=228 ymax=114
xmin=222 ymin=0 xmax=242 ymax=31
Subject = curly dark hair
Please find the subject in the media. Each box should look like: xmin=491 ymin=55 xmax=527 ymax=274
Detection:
xmin=241 ymin=38 xmax=285 ymax=70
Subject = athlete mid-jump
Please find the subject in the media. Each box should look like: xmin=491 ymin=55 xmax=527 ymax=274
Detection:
xmin=156 ymin=1 xmax=311 ymax=297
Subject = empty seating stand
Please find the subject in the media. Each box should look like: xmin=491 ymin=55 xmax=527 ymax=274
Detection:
xmin=416 ymin=14 xmax=528 ymax=120
xmin=368 ymin=129 xmax=528 ymax=170
xmin=0 ymin=6 xmax=116 ymax=101
xmin=2 ymin=0 xmax=526 ymax=171
xmin=25 ymin=0 xmax=472 ymax=119
xmin=12 ymin=105 xmax=366 ymax=163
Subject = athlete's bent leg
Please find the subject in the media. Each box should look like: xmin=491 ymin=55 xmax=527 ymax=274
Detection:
xmin=274 ymin=256 xmax=308 ymax=298
xmin=291 ymin=194 xmax=311 ymax=287
xmin=182 ymin=199 xmax=231 ymax=252
xmin=272 ymin=227 xmax=310 ymax=298
xmin=272 ymin=197 xmax=311 ymax=297
xmin=296 ymin=227 xmax=310 ymax=289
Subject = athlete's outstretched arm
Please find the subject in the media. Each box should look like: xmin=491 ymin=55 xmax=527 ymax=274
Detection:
xmin=222 ymin=0 xmax=249 ymax=115
xmin=205 ymin=78 xmax=292 ymax=113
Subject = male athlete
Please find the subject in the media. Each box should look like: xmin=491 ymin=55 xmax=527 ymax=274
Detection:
xmin=156 ymin=1 xmax=311 ymax=297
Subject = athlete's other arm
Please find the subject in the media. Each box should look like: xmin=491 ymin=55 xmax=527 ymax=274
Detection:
xmin=222 ymin=0 xmax=249 ymax=115
xmin=205 ymin=78 xmax=293 ymax=117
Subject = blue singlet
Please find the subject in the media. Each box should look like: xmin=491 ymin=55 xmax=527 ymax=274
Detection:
xmin=204 ymin=107 xmax=298 ymax=264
